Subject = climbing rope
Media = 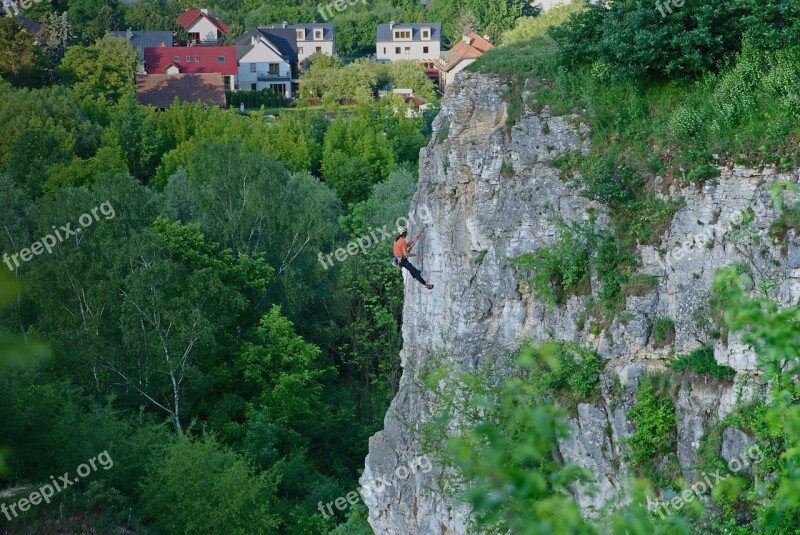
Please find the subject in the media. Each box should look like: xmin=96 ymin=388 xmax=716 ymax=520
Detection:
xmin=419 ymin=229 xmax=424 ymax=276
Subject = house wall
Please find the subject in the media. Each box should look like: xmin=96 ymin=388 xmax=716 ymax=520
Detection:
xmin=440 ymin=58 xmax=475 ymax=90
xmin=187 ymin=18 xmax=221 ymax=43
xmin=376 ymin=40 xmax=441 ymax=62
xmin=237 ymin=42 xmax=292 ymax=95
xmin=297 ymin=39 xmax=335 ymax=63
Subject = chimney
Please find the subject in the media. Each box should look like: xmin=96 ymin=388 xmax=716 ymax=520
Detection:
xmin=389 ymin=21 xmax=395 ymax=29
xmin=282 ymin=20 xmax=288 ymax=28
xmin=483 ymin=34 xmax=491 ymax=42
xmin=200 ymin=8 xmax=208 ymax=14
xmin=463 ymin=34 xmax=472 ymax=45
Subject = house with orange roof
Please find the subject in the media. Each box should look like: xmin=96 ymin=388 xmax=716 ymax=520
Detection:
xmin=436 ymin=33 xmax=493 ymax=91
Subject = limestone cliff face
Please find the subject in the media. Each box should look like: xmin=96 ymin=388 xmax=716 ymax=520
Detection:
xmin=361 ymin=72 xmax=800 ymax=534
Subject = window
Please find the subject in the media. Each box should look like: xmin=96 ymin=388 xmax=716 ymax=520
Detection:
xmin=395 ymin=47 xmax=401 ymax=54
xmin=250 ymin=63 xmax=256 ymax=72
xmin=186 ymin=55 xmax=191 ymax=62
xmin=296 ymin=29 xmax=305 ymax=40
xmin=394 ymin=30 xmax=411 ymax=40
xmin=316 ymin=46 xmax=322 ymax=52
xmin=174 ymin=56 xmax=180 ymax=62
xmin=298 ymin=46 xmax=304 ymax=55
xmin=314 ymin=29 xmax=323 ymax=40
xmin=270 ymin=83 xmax=285 ymax=96
xmin=218 ymin=56 xmax=225 ymax=62
xmin=383 ymin=47 xmax=386 ymax=54
xmin=268 ymin=63 xmax=280 ymax=75
xmin=195 ymin=55 xmax=200 ymax=62
xmin=405 ymin=47 xmax=411 ymax=54
xmin=423 ymin=46 xmax=429 ymax=54
xmin=422 ymin=29 xmax=430 ymax=40
xmin=251 ymin=83 xmax=257 ymax=91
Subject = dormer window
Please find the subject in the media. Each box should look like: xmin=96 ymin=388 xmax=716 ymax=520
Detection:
xmin=394 ymin=29 xmax=411 ymax=40
xmin=421 ymin=28 xmax=430 ymax=40
xmin=313 ymin=29 xmax=323 ymax=40
xmin=174 ymin=55 xmax=180 ymax=62
xmin=296 ymin=28 xmax=305 ymax=40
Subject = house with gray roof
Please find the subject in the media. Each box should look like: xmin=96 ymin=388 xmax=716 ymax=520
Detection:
xmin=109 ymin=30 xmax=173 ymax=61
xmin=264 ymin=22 xmax=335 ymax=63
xmin=376 ymin=22 xmax=441 ymax=68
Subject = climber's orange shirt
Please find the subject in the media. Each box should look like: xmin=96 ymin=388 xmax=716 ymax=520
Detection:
xmin=393 ymin=237 xmax=408 ymax=257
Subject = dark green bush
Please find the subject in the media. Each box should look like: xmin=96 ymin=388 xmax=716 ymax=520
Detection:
xmin=652 ymin=317 xmax=676 ymax=347
xmin=626 ymin=374 xmax=677 ymax=486
xmin=669 ymin=347 xmax=735 ymax=380
xmin=769 ymin=203 xmax=800 ymax=241
xmin=141 ymin=436 xmax=281 ymax=534
xmin=511 ymin=222 xmax=592 ymax=307
xmin=529 ymin=343 xmax=604 ymax=413
xmin=549 ymin=0 xmax=779 ymax=81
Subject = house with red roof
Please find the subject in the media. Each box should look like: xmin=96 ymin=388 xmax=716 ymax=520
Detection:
xmin=177 ymin=9 xmax=228 ymax=45
xmin=437 ymin=33 xmax=493 ymax=91
xmin=144 ymin=46 xmax=238 ymax=90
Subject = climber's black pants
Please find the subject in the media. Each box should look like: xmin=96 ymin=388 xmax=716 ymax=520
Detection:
xmin=399 ymin=258 xmax=428 ymax=286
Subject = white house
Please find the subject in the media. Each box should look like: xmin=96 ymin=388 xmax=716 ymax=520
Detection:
xmin=376 ymin=22 xmax=442 ymax=68
xmin=265 ymin=22 xmax=335 ymax=64
xmin=177 ymin=9 xmax=229 ymax=45
xmin=234 ymin=31 xmax=294 ymax=96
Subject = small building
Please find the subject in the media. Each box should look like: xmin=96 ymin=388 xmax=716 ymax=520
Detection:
xmin=109 ymin=30 xmax=173 ymax=61
xmin=136 ymin=73 xmax=227 ymax=108
xmin=263 ymin=22 xmax=335 ymax=64
xmin=437 ymin=33 xmax=493 ymax=91
xmin=177 ymin=9 xmax=228 ymax=45
xmin=376 ymin=22 xmax=442 ymax=69
xmin=144 ymin=46 xmax=238 ymax=90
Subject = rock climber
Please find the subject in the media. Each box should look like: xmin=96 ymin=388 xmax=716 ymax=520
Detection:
xmin=393 ymin=227 xmax=433 ymax=290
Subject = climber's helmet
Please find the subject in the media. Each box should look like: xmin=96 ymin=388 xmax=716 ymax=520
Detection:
xmin=397 ymin=227 xmax=407 ymax=236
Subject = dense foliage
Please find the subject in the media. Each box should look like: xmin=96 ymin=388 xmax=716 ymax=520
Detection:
xmin=550 ymin=0 xmax=800 ymax=81
xmin=0 ymin=27 xmax=433 ymax=532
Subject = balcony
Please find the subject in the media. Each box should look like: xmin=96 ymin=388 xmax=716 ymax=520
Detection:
xmin=257 ymin=72 xmax=290 ymax=82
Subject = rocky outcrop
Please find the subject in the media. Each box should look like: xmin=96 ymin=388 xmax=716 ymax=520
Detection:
xmin=361 ymin=72 xmax=799 ymax=534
